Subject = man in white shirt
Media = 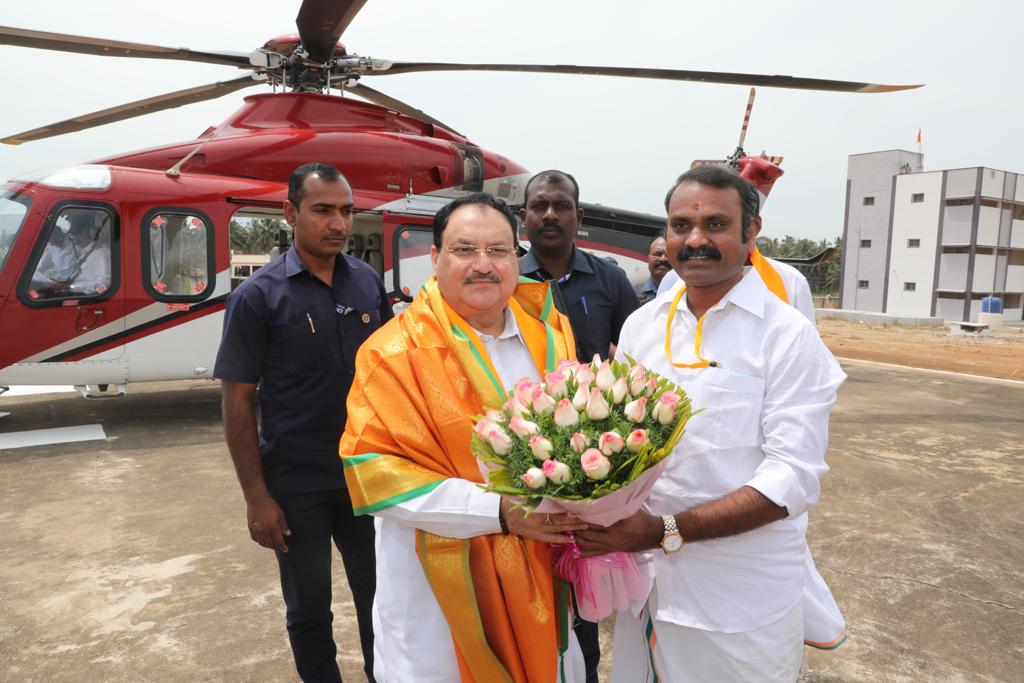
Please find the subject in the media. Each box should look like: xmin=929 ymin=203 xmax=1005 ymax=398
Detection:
xmin=340 ymin=193 xmax=586 ymax=682
xmin=576 ymin=165 xmax=846 ymax=681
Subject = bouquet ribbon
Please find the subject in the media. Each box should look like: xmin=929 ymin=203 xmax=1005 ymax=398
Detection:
xmin=551 ymin=533 xmax=648 ymax=623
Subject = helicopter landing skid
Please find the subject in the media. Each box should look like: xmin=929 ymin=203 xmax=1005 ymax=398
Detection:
xmin=74 ymin=384 xmax=127 ymax=400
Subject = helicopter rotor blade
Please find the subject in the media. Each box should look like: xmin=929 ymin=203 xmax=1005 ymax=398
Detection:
xmin=372 ymin=61 xmax=923 ymax=93
xmin=296 ymin=0 xmax=369 ymax=63
xmin=341 ymin=82 xmax=464 ymax=137
xmin=737 ymin=87 xmax=755 ymax=150
xmin=0 ymin=25 xmax=252 ymax=68
xmin=2 ymin=75 xmax=259 ymax=145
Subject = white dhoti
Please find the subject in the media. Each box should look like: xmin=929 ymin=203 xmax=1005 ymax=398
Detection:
xmin=610 ymin=588 xmax=804 ymax=683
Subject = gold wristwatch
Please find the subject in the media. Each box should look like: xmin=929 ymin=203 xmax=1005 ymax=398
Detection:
xmin=660 ymin=514 xmax=684 ymax=554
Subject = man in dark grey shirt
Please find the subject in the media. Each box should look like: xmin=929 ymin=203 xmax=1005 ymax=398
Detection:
xmin=518 ymin=169 xmax=638 ymax=363
xmin=517 ymin=169 xmax=638 ymax=683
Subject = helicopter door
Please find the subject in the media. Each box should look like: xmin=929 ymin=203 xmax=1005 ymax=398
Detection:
xmin=6 ymin=201 xmax=126 ymax=383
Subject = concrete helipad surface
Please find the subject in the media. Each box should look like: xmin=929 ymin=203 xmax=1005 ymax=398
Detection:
xmin=0 ymin=362 xmax=1021 ymax=682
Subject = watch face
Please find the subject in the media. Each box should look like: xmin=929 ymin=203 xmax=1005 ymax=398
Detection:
xmin=663 ymin=533 xmax=683 ymax=553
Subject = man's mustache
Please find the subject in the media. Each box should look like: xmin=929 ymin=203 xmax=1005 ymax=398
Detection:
xmin=676 ymin=245 xmax=721 ymax=261
xmin=463 ymin=273 xmax=502 ymax=284
xmin=651 ymin=260 xmax=671 ymax=270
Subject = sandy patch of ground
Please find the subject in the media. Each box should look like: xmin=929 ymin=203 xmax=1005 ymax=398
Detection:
xmin=817 ymin=319 xmax=1024 ymax=381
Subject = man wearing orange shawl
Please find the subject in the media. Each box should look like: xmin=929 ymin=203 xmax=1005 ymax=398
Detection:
xmin=340 ymin=193 xmax=586 ymax=682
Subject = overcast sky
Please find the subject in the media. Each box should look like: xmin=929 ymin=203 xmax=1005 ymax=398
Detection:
xmin=2 ymin=1 xmax=1020 ymax=241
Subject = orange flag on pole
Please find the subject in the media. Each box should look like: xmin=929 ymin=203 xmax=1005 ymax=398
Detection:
xmin=916 ymin=129 xmax=922 ymax=144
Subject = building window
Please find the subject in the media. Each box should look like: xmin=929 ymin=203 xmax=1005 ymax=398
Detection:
xmin=908 ymin=238 xmax=921 ymax=248
xmin=858 ymin=280 xmax=869 ymax=289
xmin=911 ymin=193 xmax=925 ymax=203
xmin=863 ymin=196 xmax=875 ymax=206
xmin=904 ymin=282 xmax=917 ymax=292
xmin=860 ymin=239 xmax=872 ymax=248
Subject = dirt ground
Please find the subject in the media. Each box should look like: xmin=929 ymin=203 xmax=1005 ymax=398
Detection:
xmin=818 ymin=319 xmax=1024 ymax=381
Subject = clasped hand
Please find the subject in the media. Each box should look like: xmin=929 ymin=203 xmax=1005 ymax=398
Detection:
xmin=574 ymin=510 xmax=664 ymax=557
xmin=500 ymin=498 xmax=588 ymax=544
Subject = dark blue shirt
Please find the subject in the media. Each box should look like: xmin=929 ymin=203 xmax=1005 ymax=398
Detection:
xmin=214 ymin=248 xmax=393 ymax=496
xmin=519 ymin=246 xmax=639 ymax=361
xmin=635 ymin=276 xmax=658 ymax=304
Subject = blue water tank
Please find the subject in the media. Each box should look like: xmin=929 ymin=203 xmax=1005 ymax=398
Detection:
xmin=981 ymin=296 xmax=1003 ymax=314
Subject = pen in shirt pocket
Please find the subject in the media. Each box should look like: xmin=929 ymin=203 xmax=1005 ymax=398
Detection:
xmin=306 ymin=313 xmax=316 ymax=334
xmin=580 ymin=296 xmax=589 ymax=315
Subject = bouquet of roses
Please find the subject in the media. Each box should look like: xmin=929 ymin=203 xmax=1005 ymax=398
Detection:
xmin=472 ymin=355 xmax=692 ymax=621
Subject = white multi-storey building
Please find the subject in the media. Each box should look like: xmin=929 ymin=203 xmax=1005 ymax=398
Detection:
xmin=840 ymin=150 xmax=1024 ymax=322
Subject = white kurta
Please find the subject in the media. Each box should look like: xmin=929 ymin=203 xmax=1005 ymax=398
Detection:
xmin=369 ymin=307 xmax=584 ymax=683
xmin=657 ymin=260 xmax=846 ymax=647
xmin=610 ymin=269 xmax=845 ymax=677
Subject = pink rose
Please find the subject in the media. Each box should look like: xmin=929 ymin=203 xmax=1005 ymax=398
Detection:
xmin=646 ymin=377 xmax=659 ymax=396
xmin=651 ymin=391 xmax=681 ymax=425
xmin=609 ymin=376 xmax=628 ymax=404
xmin=594 ymin=362 xmax=616 ymax=391
xmin=585 ymin=387 xmax=611 ymax=421
xmin=484 ymin=409 xmax=505 ymax=423
xmin=514 ymin=379 xmax=539 ymax=407
xmin=544 ymin=370 xmax=569 ymax=399
xmin=628 ymin=365 xmax=648 ymax=397
xmin=553 ymin=399 xmax=580 ymax=428
xmin=580 ymin=448 xmax=612 ymax=480
xmin=532 ymin=391 xmax=557 ymax=416
xmin=626 ymin=428 xmax=650 ymax=453
xmin=503 ymin=395 xmax=528 ymax=417
xmin=529 ymin=435 xmax=554 ymax=460
xmin=521 ymin=467 xmax=547 ymax=489
xmin=484 ymin=426 xmax=512 ymax=455
xmin=508 ymin=415 xmax=540 ymax=438
xmin=574 ymin=365 xmax=594 ymax=386
xmin=542 ymin=459 xmax=571 ymax=484
xmin=571 ymin=382 xmax=590 ymax=410
xmin=473 ymin=418 xmax=496 ymax=437
xmin=569 ymin=431 xmax=590 ymax=454
xmin=623 ymin=397 xmax=648 ymax=423
xmin=598 ymin=430 xmax=625 ymax=456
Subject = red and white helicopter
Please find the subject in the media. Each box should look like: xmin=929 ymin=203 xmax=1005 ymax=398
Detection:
xmin=0 ymin=0 xmax=919 ymax=398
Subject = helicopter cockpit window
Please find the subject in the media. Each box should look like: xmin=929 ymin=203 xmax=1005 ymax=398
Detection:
xmin=145 ymin=212 xmax=212 ymax=299
xmin=393 ymin=226 xmax=434 ymax=301
xmin=27 ymin=206 xmax=113 ymax=302
xmin=0 ymin=191 xmax=30 ymax=275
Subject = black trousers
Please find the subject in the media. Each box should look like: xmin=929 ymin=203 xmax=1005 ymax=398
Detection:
xmin=274 ymin=487 xmax=376 ymax=682
xmin=575 ymin=613 xmax=601 ymax=683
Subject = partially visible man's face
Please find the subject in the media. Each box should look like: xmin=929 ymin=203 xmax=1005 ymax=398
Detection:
xmin=520 ymin=178 xmax=582 ymax=256
xmin=284 ymin=174 xmax=354 ymax=261
xmin=647 ymin=236 xmax=670 ymax=286
xmin=665 ymin=182 xmax=755 ymax=290
xmin=431 ymin=204 xmax=519 ymax=323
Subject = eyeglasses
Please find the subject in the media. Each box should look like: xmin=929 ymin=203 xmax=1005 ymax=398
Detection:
xmin=443 ymin=245 xmax=517 ymax=262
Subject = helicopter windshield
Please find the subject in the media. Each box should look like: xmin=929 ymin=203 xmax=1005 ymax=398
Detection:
xmin=0 ymin=190 xmax=31 ymax=275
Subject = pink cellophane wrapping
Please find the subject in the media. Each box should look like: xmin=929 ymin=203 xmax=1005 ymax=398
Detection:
xmin=534 ymin=460 xmax=667 ymax=621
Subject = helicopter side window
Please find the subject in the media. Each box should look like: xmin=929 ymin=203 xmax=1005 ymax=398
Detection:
xmin=26 ymin=206 xmax=114 ymax=302
xmin=393 ymin=226 xmax=434 ymax=302
xmin=145 ymin=211 xmax=212 ymax=300
xmin=0 ymin=191 xmax=31 ymax=275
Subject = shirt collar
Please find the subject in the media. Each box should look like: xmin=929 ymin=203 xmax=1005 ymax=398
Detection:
xmin=519 ymin=244 xmax=593 ymax=279
xmin=654 ymin=266 xmax=767 ymax=320
xmin=640 ymin=277 xmax=658 ymax=293
xmin=473 ymin=307 xmax=523 ymax=343
xmin=285 ymin=247 xmax=351 ymax=278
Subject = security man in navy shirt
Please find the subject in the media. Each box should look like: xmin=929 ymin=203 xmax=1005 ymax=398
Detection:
xmin=518 ymin=169 xmax=638 ymax=683
xmin=215 ymin=162 xmax=391 ymax=682
xmin=519 ymin=169 xmax=639 ymax=362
